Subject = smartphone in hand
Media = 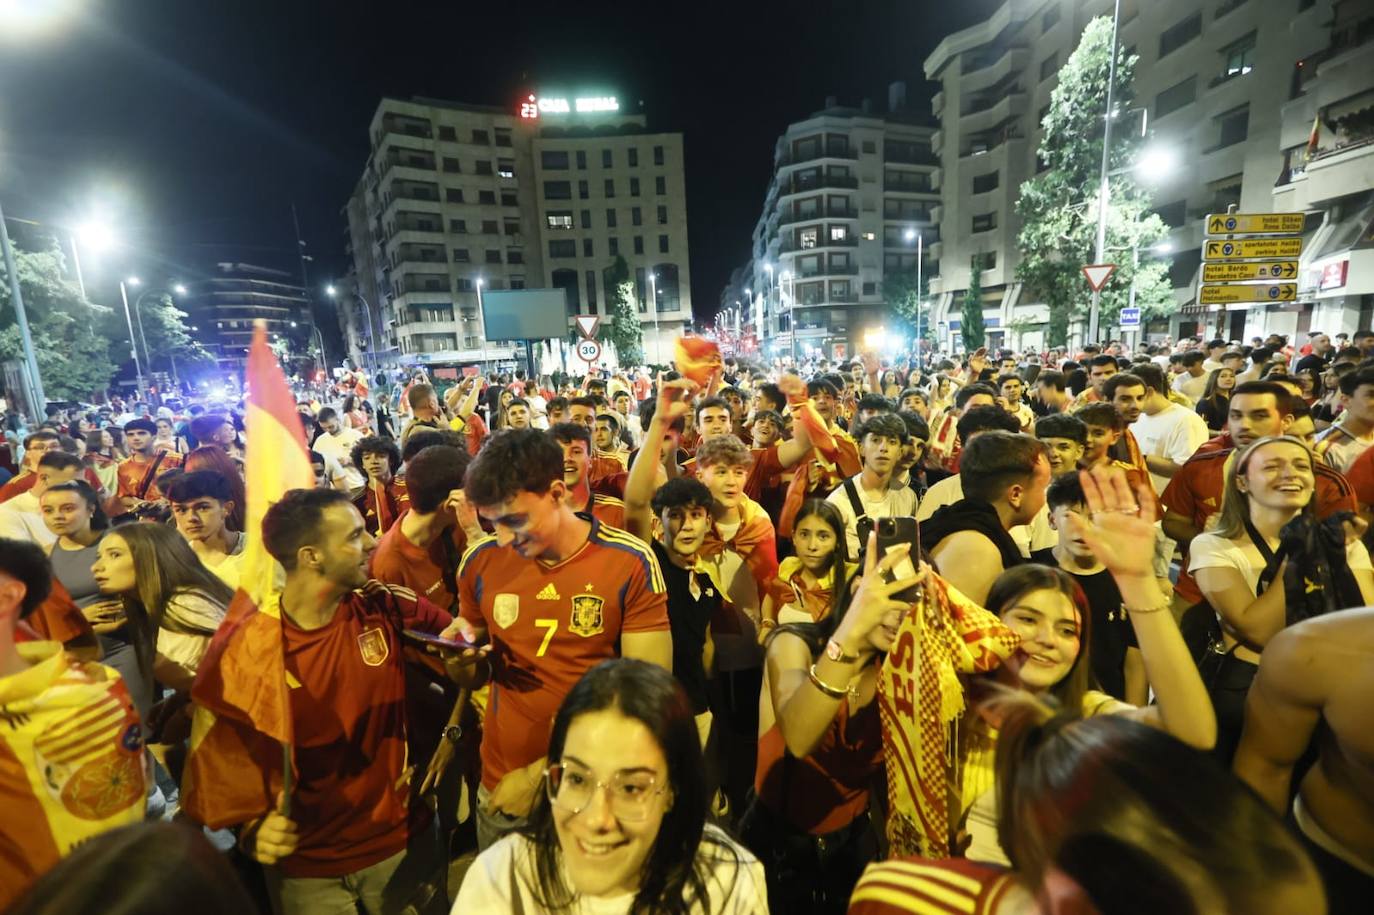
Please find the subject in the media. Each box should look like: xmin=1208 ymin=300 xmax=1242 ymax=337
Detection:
xmin=402 ymin=629 xmax=478 ymax=653
xmin=875 ymin=517 xmax=922 ymax=603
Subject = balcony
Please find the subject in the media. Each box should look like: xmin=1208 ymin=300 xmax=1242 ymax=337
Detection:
xmin=932 ymin=89 xmax=944 ymax=118
xmin=778 ymin=204 xmax=859 ymax=226
xmin=380 ymin=117 xmax=433 ymax=142
xmin=960 ymin=128 xmax=1026 ymax=160
xmin=778 ymin=147 xmax=858 ymax=168
xmin=961 ymin=91 xmax=1028 ymax=137
xmin=793 ymin=264 xmax=858 ymax=278
xmin=780 ymin=235 xmax=859 ymax=253
xmin=883 ymin=176 xmax=935 ymax=194
xmin=1276 ymin=135 xmax=1374 ymax=210
xmin=883 ymin=148 xmax=940 ymax=167
xmin=779 ymin=173 xmax=860 ymax=197
xmin=961 ymin=46 xmax=1030 ymax=95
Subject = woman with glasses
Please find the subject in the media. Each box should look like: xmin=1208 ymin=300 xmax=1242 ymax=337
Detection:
xmin=456 ymin=658 xmax=767 ymax=914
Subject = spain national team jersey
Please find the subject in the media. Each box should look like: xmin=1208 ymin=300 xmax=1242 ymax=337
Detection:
xmin=0 ymin=642 xmax=145 ymax=908
xmin=589 ymin=493 xmax=626 ymax=529
xmin=458 ymin=518 xmax=669 ymax=790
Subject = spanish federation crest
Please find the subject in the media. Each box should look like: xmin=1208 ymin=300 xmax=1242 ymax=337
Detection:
xmin=493 ymin=593 xmax=520 ymax=629
xmin=569 ymin=592 xmax=605 ymax=638
xmin=357 ymin=626 xmax=389 ymax=667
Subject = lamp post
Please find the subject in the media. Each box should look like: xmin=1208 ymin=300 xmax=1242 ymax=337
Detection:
xmin=649 ymin=272 xmax=660 ymax=365
xmin=326 ymin=283 xmax=378 ymax=374
xmin=117 ymin=278 xmax=147 ymax=400
xmin=1087 ymin=0 xmax=1124 ymax=344
xmin=0 ymin=198 xmax=45 ymax=418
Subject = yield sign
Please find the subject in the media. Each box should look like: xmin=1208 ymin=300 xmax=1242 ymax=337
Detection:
xmin=1082 ymin=263 xmax=1117 ymax=292
xmin=574 ymin=315 xmax=600 ymax=339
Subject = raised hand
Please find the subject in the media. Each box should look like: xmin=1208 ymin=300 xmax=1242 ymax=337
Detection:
xmin=776 ymin=372 xmax=807 ymax=400
xmin=1064 ymin=465 xmax=1160 ymax=581
xmin=830 ymin=532 xmax=927 ymax=658
xmin=655 ymin=374 xmax=699 ymax=424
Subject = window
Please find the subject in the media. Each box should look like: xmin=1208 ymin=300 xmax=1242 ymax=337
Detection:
xmin=448 ymin=218 xmax=466 ymax=233
xmin=972 ymin=171 xmax=1000 ymax=193
xmin=1042 ymin=5 xmax=1060 ymax=31
xmin=544 ymin=180 xmax=572 ymax=200
xmin=547 ymin=212 xmax=574 ymax=230
xmin=658 ymin=235 xmax=669 ymax=253
xmin=586 ymin=270 xmax=598 ymax=313
xmin=541 ymin=150 xmax=570 ymax=170
xmin=445 ymin=188 xmax=464 ymax=203
xmin=1155 ymin=76 xmax=1196 ymax=119
xmin=800 ymin=227 xmax=818 ymax=249
xmin=478 ymin=190 xmax=496 ymax=205
xmin=503 ymin=219 xmax=520 ymax=236
xmin=510 ymin=277 xmax=526 ymax=289
xmin=971 ymin=251 xmax=997 ymax=270
xmin=862 ymin=231 xmax=875 ymax=240
xmin=438 ymin=126 xmax=456 ymax=141
xmin=553 ymin=269 xmax=580 ymax=313
xmin=442 ymin=157 xmax=461 ymax=173
xmin=609 ymin=237 xmax=619 ymax=256
xmin=634 ymin=236 xmax=644 ymax=255
xmin=655 ymin=175 xmax=666 ymax=195
xmin=576 ymin=150 xmax=587 ymax=169
xmin=494 ymin=128 xmax=512 ymax=147
xmin=472 ymin=129 xmax=490 ymax=144
xmin=497 ymin=159 xmax=515 ymax=178
xmin=485 ymin=250 xmax=502 ymax=264
xmin=606 ymin=208 xmax=617 ymax=228
xmin=1215 ymin=104 xmax=1249 ymax=148
xmin=1039 ymin=53 xmax=1058 ymax=81
xmin=1221 ymin=33 xmax=1256 ymax=79
xmin=863 ymin=282 xmax=876 ymax=296
xmin=630 ymin=207 xmax=643 ymax=227
xmin=830 ymin=225 xmax=848 ymax=242
xmin=452 ymin=248 xmax=470 ymax=262
xmin=1159 ymin=13 xmax=1201 ymax=58
xmin=500 ymin=191 xmax=518 ymax=207
xmin=578 ymin=180 xmax=589 ymax=199
xmin=1217 ymin=0 xmax=1250 ymax=17
xmin=475 ymin=160 xmax=493 ymax=176
xmin=630 ymin=177 xmax=641 ymax=196
xmin=583 ymin=238 xmax=594 ymax=257
xmin=549 ymin=239 xmax=577 ymax=258
xmin=455 ymin=277 xmax=474 ymax=292
xmin=580 ymin=210 xmax=592 ymax=229
xmin=604 ymin=179 xmax=615 ymax=197
xmin=628 ymin=148 xmax=639 ymax=167
xmin=653 ymin=145 xmax=664 ymax=165
xmin=1154 ymin=199 xmax=1186 ymax=228
xmin=657 ymin=205 xmax=668 ymax=225
xmin=602 ymin=149 xmax=613 ymax=168
xmin=862 ymin=141 xmax=876 ymax=154
xmin=507 ymin=248 xmax=524 ymax=265
xmin=481 ymin=219 xmax=498 ymax=234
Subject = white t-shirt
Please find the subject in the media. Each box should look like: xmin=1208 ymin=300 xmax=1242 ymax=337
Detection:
xmin=825 ymin=473 xmax=918 ymax=557
xmin=1189 ymin=531 xmax=1373 ymax=594
xmin=1131 ymin=403 xmax=1209 ymax=494
xmin=1171 ymin=371 xmax=1208 ymax=405
xmin=313 ymin=428 xmax=366 ymax=490
xmin=454 ymin=826 xmax=769 ymax=915
xmin=914 ymin=473 xmax=1057 ymax=558
xmin=1315 ymin=421 xmax=1374 ymax=475
xmin=0 ymin=490 xmax=56 ymax=547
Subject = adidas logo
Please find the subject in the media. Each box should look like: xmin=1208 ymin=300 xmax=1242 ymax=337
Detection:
xmin=536 ymin=583 xmax=561 ymax=601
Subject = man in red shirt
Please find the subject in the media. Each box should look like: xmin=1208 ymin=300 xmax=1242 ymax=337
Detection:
xmin=1161 ymin=381 xmax=1355 ymax=617
xmin=195 ymin=489 xmax=455 ymax=914
xmin=116 ymin=418 xmax=183 ymax=511
xmin=0 ymin=430 xmax=62 ymax=504
xmin=549 ymin=423 xmax=627 ymax=527
xmin=444 ymin=429 xmax=671 ymax=850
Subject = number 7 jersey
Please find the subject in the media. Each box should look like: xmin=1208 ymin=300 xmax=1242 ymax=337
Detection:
xmin=458 ymin=518 xmax=669 ymax=791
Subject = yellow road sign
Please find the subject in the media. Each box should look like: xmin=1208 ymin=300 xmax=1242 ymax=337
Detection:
xmin=1199 ymin=283 xmax=1297 ymax=305
xmin=1201 ymin=260 xmax=1299 ymax=282
xmin=1205 ymin=212 xmax=1305 ymax=235
xmin=1203 ymin=238 xmax=1303 ymax=260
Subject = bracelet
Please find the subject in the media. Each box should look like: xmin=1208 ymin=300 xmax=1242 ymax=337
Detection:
xmin=759 ymin=618 xmax=777 ymax=629
xmin=1122 ymin=601 xmax=1169 ymax=617
xmin=808 ymin=663 xmax=851 ymax=700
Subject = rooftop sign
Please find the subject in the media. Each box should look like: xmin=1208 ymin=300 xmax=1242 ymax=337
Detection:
xmin=519 ymin=94 xmax=619 ymax=118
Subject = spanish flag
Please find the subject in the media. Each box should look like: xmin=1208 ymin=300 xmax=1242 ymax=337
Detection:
xmin=1305 ymin=112 xmax=1321 ymax=162
xmin=181 ymin=322 xmax=316 ymax=829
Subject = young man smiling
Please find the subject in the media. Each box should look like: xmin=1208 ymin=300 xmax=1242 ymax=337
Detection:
xmin=549 ymin=423 xmax=627 ymax=528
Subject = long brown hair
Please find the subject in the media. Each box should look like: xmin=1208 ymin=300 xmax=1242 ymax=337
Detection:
xmin=1211 ymin=435 xmax=1316 ymax=540
xmin=984 ymin=564 xmax=1094 ymax=710
xmin=104 ymin=523 xmax=234 ymax=675
xmin=991 ymin=690 xmax=1319 ymax=914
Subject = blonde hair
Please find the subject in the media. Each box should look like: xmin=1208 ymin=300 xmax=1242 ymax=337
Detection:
xmin=1211 ymin=435 xmax=1316 ymax=539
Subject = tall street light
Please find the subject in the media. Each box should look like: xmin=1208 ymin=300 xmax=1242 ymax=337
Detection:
xmin=117 ymin=277 xmax=146 ymax=399
xmin=906 ymin=227 xmax=924 ymax=369
xmin=649 ymin=272 xmax=660 ymax=365
xmin=326 ymin=283 xmax=378 ymax=374
xmin=0 ymin=198 xmax=44 ymax=417
xmin=1088 ymin=0 xmax=1124 ymax=344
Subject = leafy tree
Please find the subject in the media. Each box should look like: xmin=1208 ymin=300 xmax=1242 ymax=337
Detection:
xmin=884 ymin=267 xmax=934 ymax=349
xmin=602 ymin=255 xmax=643 ymax=367
xmin=137 ymin=293 xmax=216 ymax=381
xmin=0 ymin=229 xmax=117 ymax=402
xmin=961 ymin=261 xmax=986 ymax=351
xmin=1015 ymin=16 xmax=1171 ymax=346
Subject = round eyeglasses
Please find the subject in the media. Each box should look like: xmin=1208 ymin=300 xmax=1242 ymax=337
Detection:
xmin=544 ymin=762 xmax=667 ymax=823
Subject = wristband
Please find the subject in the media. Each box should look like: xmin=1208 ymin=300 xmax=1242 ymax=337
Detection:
xmin=1122 ymin=601 xmax=1169 ymax=617
xmin=808 ymin=663 xmax=851 ymax=700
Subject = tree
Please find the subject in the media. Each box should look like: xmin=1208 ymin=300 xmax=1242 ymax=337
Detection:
xmin=137 ymin=293 xmax=216 ymax=381
xmin=602 ymin=255 xmax=643 ymax=367
xmin=0 ymin=229 xmax=117 ymax=402
xmin=884 ymin=267 xmax=934 ymax=350
xmin=1015 ymin=16 xmax=1172 ymax=347
xmin=961 ymin=261 xmax=986 ymax=351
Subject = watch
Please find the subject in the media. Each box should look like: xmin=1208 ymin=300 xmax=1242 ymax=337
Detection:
xmin=824 ymin=638 xmax=860 ymax=663
xmin=443 ymin=724 xmax=463 ymax=744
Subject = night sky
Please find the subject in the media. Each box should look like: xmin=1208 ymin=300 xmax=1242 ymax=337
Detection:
xmin=0 ymin=0 xmax=1000 ymax=325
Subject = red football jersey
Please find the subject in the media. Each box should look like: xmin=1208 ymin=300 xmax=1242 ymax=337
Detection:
xmin=458 ymin=520 xmax=668 ymax=790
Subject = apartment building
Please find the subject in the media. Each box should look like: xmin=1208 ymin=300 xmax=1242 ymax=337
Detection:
xmin=189 ymin=262 xmax=310 ymax=371
xmin=925 ymin=0 xmax=1336 ymax=349
xmin=341 ymin=94 xmax=691 ymax=372
xmin=739 ymin=83 xmax=939 ymax=361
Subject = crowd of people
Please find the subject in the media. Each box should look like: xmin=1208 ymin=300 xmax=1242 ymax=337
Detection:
xmin=1 ymin=327 xmax=1371 ymax=914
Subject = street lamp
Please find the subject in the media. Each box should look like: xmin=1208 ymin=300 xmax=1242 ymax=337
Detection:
xmin=649 ymin=273 xmax=660 ymax=365
xmin=1088 ymin=0 xmax=1125 ymax=344
xmin=325 ymin=282 xmax=379 ymax=375
xmin=117 ymin=277 xmax=147 ymax=399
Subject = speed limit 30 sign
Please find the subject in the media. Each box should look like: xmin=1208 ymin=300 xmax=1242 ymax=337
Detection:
xmin=576 ymin=338 xmax=602 ymax=363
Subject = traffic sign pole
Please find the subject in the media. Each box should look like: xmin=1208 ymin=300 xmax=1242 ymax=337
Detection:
xmin=1198 ymin=211 xmax=1306 ymax=324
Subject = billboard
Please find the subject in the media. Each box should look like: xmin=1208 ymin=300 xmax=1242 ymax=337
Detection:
xmin=481 ymin=289 xmax=570 ymax=340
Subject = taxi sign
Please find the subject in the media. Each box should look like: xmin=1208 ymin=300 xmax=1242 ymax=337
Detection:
xmin=1201 ymin=260 xmax=1299 ymax=282
xmin=1199 ymin=283 xmax=1297 ymax=305
xmin=1203 ymin=238 xmax=1303 ymax=260
xmin=1205 ymin=213 xmax=1304 ymax=235
xmin=1119 ymin=306 xmax=1141 ymax=328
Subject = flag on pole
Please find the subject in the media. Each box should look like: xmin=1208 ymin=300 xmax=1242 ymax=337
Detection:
xmin=1305 ymin=113 xmax=1321 ymax=161
xmin=181 ymin=321 xmax=316 ymax=829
